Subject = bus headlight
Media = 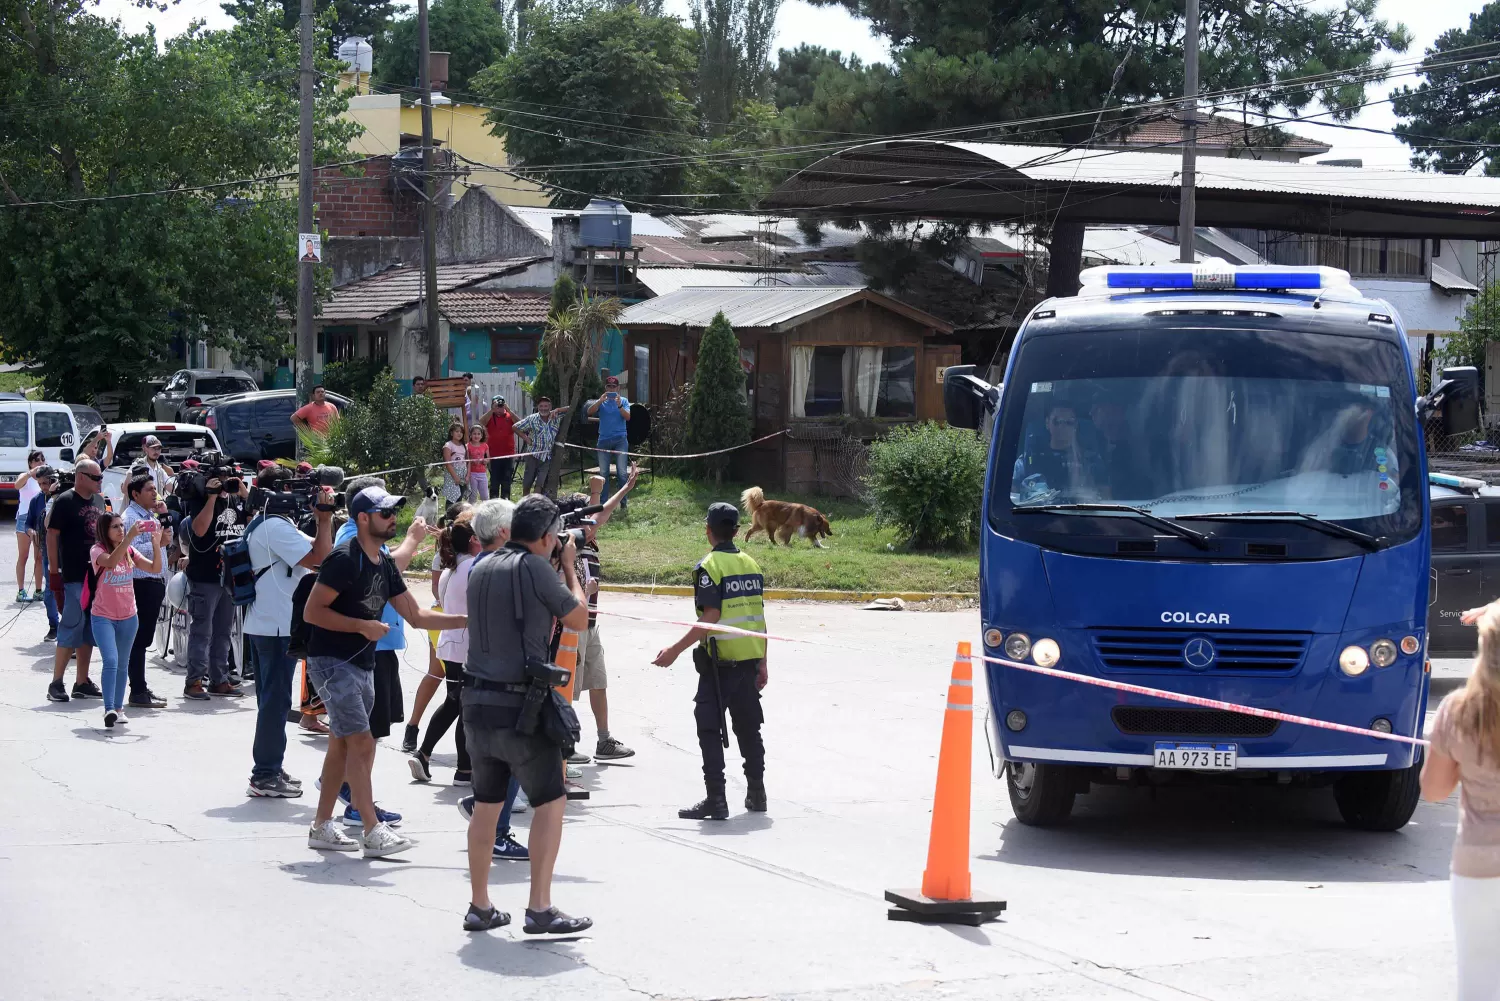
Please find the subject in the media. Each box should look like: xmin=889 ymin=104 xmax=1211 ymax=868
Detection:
xmin=1400 ymin=635 xmax=1421 ymax=656
xmin=1339 ymin=645 xmax=1370 ymax=676
xmin=1369 ymin=639 xmax=1398 ymax=668
xmin=984 ymin=628 xmax=1004 ymax=648
xmin=1031 ymin=638 xmax=1061 ymax=668
xmin=1004 ymin=633 xmax=1032 ymax=662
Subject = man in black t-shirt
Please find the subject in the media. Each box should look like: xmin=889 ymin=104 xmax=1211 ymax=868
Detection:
xmin=183 ymin=470 xmax=250 ymax=700
xmin=302 ymin=487 xmax=465 ymax=858
xmin=44 ymin=458 xmax=107 ymax=703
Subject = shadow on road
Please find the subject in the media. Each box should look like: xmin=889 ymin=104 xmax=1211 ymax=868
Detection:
xmin=457 ymin=934 xmax=589 ymax=978
xmin=984 ymin=784 xmax=1454 ymax=883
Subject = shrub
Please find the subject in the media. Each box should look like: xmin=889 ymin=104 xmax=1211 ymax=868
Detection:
xmin=318 ymin=370 xmax=450 ymax=495
xmin=322 ymin=357 xmax=389 ymax=399
xmin=867 ymin=421 xmax=986 ymax=549
xmin=683 ymin=311 xmax=750 ymax=483
xmin=648 ymin=379 xmax=693 ymax=475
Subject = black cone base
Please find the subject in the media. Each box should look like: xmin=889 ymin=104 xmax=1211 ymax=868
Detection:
xmin=885 ymin=888 xmax=1006 ymax=926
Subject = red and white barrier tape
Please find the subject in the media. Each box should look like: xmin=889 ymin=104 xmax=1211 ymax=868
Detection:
xmin=554 ymin=429 xmax=788 ymax=462
xmin=593 ymin=608 xmax=1430 ymax=748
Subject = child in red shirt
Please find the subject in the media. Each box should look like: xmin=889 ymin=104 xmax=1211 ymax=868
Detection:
xmin=465 ymin=425 xmax=489 ymax=500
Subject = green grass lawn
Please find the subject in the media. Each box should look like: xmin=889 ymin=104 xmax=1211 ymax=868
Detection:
xmin=597 ymin=476 xmax=978 ymax=593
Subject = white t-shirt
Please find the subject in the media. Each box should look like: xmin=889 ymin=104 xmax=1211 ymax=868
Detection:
xmin=436 ymin=553 xmax=475 ymax=664
xmin=18 ymin=476 xmax=40 ymax=510
xmin=244 ymin=515 xmax=313 ymax=637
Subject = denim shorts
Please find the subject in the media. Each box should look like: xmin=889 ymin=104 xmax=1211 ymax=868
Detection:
xmin=306 ymin=656 xmax=375 ymax=738
xmin=57 ymin=582 xmax=92 ymax=648
xmin=15 ymin=509 xmax=28 ymax=535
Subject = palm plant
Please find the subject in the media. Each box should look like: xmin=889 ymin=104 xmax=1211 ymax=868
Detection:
xmin=541 ymin=289 xmax=624 ymax=496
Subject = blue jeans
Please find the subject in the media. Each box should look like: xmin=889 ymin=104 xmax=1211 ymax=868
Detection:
xmin=597 ymin=436 xmax=628 ymax=501
xmin=91 ymin=615 xmax=139 ymax=712
xmin=186 ymin=580 xmax=234 ymax=687
xmin=40 ymin=549 xmax=57 ymax=630
xmin=249 ymin=635 xmax=296 ymax=780
xmin=499 ymin=777 xmax=520 ymax=836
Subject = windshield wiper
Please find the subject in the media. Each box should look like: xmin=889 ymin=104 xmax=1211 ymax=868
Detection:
xmin=1174 ymin=510 xmax=1384 ymax=551
xmin=1013 ymin=503 xmax=1214 ymax=550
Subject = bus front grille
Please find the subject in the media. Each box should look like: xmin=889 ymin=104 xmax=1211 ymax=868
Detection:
xmin=1092 ymin=629 xmax=1309 ymax=672
xmin=1111 ymin=706 xmax=1279 ymax=738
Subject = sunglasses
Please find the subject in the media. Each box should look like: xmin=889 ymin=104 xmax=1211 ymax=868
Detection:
xmin=368 ymin=509 xmax=397 ymax=520
xmin=79 ymin=471 xmax=103 ymax=482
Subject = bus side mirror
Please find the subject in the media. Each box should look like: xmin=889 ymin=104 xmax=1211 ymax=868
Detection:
xmin=944 ymin=365 xmax=999 ymax=431
xmin=1420 ymin=366 xmax=1479 ymax=438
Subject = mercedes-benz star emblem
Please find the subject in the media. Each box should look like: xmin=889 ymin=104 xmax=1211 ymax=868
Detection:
xmin=1182 ymin=637 xmax=1216 ymax=670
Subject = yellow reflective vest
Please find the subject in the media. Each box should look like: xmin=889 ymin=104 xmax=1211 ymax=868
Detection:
xmin=695 ymin=547 xmax=767 ymax=662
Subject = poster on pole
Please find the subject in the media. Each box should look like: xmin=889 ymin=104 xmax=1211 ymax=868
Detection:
xmin=297 ymin=233 xmax=322 ymax=263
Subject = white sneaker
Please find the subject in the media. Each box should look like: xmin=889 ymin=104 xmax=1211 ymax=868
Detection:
xmin=564 ymin=763 xmax=583 ymax=780
xmin=361 ymin=821 xmax=414 ymax=859
xmin=513 ymin=789 xmax=530 ymax=815
xmin=113 ymin=708 xmax=128 ymax=724
xmin=308 ymin=819 xmax=359 ymax=852
xmin=103 ymin=709 xmax=118 ymax=729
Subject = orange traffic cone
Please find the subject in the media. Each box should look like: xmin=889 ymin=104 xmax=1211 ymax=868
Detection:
xmin=555 ymin=628 xmax=589 ymax=801
xmin=886 ymin=641 xmax=1006 ymax=925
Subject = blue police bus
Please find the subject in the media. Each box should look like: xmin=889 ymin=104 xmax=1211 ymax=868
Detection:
xmin=944 ymin=264 xmax=1479 ymax=830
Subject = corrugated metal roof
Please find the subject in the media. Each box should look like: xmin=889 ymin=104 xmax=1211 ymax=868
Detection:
xmin=318 ymin=260 xmax=543 ymax=322
xmin=634 ymin=235 xmax=754 ymax=266
xmin=1083 ymin=227 xmax=1196 ymax=265
xmin=440 ymin=291 xmax=551 ymax=327
xmin=509 ymin=206 xmax=685 ymax=244
xmin=620 ymin=285 xmax=951 ymax=333
xmin=635 ymin=266 xmax=867 ymax=296
xmin=942 ymin=142 xmax=1500 ymax=206
xmin=1431 ymin=263 xmax=1480 ymax=294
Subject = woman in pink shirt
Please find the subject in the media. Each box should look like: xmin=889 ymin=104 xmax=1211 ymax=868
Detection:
xmin=465 ymin=425 xmax=489 ymax=501
xmin=89 ymin=511 xmax=162 ymax=729
xmin=1424 ymin=603 xmax=1500 ymax=1000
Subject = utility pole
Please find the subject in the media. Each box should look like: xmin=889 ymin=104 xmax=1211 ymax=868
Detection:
xmin=1177 ymin=0 xmax=1199 ymax=264
xmin=295 ymin=0 xmax=316 ymax=411
xmin=419 ymin=0 xmax=441 ymax=380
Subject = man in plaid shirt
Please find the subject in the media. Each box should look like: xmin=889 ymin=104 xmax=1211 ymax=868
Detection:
xmin=513 ymin=397 xmax=571 ymax=496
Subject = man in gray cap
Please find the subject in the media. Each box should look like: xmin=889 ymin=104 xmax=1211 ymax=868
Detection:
xmin=139 ymin=434 xmax=173 ymax=496
xmin=652 ymin=501 xmax=769 ymax=821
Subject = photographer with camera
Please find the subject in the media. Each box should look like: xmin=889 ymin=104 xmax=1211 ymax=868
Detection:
xmin=243 ymin=465 xmax=336 ymax=798
xmin=459 ymin=494 xmax=591 ymax=934
xmin=304 ymin=487 xmax=464 ymax=858
xmin=180 ymin=454 xmax=249 ymax=700
xmin=45 ymin=458 xmax=106 ymax=703
xmin=120 ymin=473 xmax=173 ymax=710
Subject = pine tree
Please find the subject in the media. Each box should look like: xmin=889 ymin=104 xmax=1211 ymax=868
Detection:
xmin=684 ymin=311 xmax=751 ymax=485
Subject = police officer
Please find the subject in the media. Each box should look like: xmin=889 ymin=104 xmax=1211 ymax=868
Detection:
xmin=652 ymin=502 xmax=769 ymax=821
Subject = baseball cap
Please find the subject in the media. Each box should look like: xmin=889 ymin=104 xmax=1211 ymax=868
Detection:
xmin=349 ymin=486 xmax=407 ymax=518
xmin=143 ymin=434 xmax=162 ymax=447
xmin=604 ymin=375 xmax=620 ymax=385
xmin=706 ymin=502 xmax=739 ymax=532
xmin=492 ymin=395 xmax=505 ymax=405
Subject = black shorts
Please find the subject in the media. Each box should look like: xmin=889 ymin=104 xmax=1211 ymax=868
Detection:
xmin=461 ymin=703 xmax=566 ymax=807
xmin=368 ymin=650 xmax=404 ymax=740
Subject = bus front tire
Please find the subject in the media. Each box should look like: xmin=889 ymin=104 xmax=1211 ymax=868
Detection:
xmin=1333 ymin=759 xmax=1422 ymax=831
xmin=1007 ymin=761 xmax=1078 ymax=826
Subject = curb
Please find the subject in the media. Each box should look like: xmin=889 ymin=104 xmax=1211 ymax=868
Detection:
xmin=600 ymin=583 xmax=978 ymax=603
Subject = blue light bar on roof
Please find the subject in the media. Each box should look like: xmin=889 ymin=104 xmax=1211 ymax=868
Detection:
xmin=1079 ymin=265 xmax=1352 ymax=292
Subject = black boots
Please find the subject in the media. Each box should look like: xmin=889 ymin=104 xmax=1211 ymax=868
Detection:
xmin=678 ymin=794 xmax=730 ymax=821
xmin=745 ymin=781 xmax=767 ymax=813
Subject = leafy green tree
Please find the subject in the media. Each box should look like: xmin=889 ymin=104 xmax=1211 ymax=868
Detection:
xmin=222 ymin=0 xmax=396 ymax=54
xmin=684 ymin=311 xmax=751 ymax=485
xmin=0 ymin=0 xmax=359 ymax=402
xmin=692 ymin=0 xmax=780 ymax=132
xmin=373 ymin=0 xmax=510 ymax=94
xmin=791 ymin=0 xmax=1407 ymax=143
xmin=1436 ymin=283 xmax=1500 ymax=372
xmin=472 ymin=4 xmax=700 ymax=207
xmin=320 ymin=370 xmax=451 ymax=494
xmin=1392 ymin=3 xmax=1500 ymax=175
xmin=540 ymin=290 xmax=624 ymax=495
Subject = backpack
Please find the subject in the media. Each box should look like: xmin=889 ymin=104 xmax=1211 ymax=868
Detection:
xmin=223 ymin=514 xmax=269 ymax=608
xmin=286 ymin=572 xmax=319 ymax=658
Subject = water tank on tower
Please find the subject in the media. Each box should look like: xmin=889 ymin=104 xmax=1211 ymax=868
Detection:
xmin=579 ymin=198 xmax=632 ymax=249
xmin=337 ymin=36 xmax=373 ymax=74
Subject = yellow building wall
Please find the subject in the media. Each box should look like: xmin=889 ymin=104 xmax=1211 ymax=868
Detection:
xmin=340 ymin=91 xmax=552 ymax=207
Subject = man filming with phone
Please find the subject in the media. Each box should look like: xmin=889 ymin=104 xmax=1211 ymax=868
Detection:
xmin=586 ymin=376 xmax=631 ymax=508
xmin=459 ymin=494 xmax=592 ymax=935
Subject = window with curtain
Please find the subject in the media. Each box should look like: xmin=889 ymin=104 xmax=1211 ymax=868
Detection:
xmin=876 ymin=347 xmax=917 ymax=417
xmin=803 ymin=346 xmax=846 ymax=417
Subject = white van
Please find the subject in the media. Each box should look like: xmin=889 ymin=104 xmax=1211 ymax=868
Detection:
xmin=0 ymin=401 xmax=86 ymax=504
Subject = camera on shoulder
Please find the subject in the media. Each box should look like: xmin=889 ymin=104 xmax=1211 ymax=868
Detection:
xmin=252 ymin=464 xmax=347 ymax=520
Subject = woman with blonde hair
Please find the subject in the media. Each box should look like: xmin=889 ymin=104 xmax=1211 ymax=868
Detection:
xmin=1423 ymin=602 xmax=1500 ymax=1000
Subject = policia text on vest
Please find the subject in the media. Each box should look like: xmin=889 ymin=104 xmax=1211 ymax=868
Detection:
xmin=652 ymin=502 xmax=768 ymax=821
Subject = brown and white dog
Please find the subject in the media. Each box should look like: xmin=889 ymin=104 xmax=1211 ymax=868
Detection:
xmin=740 ymin=486 xmax=833 ymax=548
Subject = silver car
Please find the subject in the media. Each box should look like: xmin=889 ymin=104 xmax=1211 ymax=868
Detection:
xmin=151 ymin=369 xmax=259 ymax=421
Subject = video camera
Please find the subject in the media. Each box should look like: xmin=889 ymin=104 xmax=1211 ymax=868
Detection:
xmin=555 ymin=499 xmax=604 ymax=550
xmin=254 ymin=465 xmax=347 ymax=520
xmin=175 ymin=450 xmax=243 ymax=506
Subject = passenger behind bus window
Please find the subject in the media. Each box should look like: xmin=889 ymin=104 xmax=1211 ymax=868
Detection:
xmin=1087 ymin=400 xmax=1146 ymax=501
xmin=1011 ymin=402 xmax=1103 ymax=502
xmin=1325 ymin=398 xmax=1394 ymax=477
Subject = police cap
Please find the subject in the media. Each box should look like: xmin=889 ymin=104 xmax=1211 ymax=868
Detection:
xmin=706 ymin=501 xmax=740 ymax=533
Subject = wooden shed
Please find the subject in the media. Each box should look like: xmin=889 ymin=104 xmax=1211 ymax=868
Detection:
xmin=619 ymin=286 xmax=958 ymax=493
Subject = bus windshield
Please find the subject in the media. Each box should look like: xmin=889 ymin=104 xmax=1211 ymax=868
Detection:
xmin=990 ymin=323 xmax=1422 ymax=551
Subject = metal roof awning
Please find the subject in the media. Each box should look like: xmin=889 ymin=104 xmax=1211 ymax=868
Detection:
xmin=762 ymin=141 xmax=1500 ymax=239
xmin=620 ymin=286 xmax=952 ymax=333
xmin=1431 ymin=263 xmax=1481 ymax=294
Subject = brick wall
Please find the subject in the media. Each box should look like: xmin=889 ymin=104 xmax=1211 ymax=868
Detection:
xmin=315 ymin=157 xmax=420 ymax=239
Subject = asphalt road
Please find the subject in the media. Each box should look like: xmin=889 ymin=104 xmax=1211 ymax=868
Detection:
xmin=0 ymin=525 xmax=1466 ymax=1001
